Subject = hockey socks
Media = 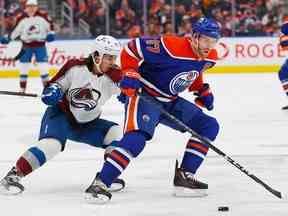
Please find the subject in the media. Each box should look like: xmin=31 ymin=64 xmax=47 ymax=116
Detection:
xmin=39 ymin=62 xmax=50 ymax=87
xmin=19 ymin=63 xmax=30 ymax=92
xmin=181 ymin=138 xmax=209 ymax=174
xmin=99 ymin=132 xmax=146 ymax=187
xmin=280 ymin=79 xmax=288 ymax=96
xmin=99 ymin=147 xmax=132 ymax=187
xmin=20 ymin=74 xmax=28 ymax=92
xmin=279 ymin=60 xmax=288 ymax=96
xmin=16 ymin=139 xmax=62 ymax=176
xmin=16 ymin=147 xmax=46 ymax=176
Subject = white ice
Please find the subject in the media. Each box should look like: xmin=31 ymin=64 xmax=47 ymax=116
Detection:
xmin=0 ymin=73 xmax=288 ymax=216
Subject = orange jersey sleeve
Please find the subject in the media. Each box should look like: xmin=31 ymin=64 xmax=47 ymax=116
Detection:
xmin=188 ymin=74 xmax=203 ymax=92
xmin=120 ymin=39 xmax=143 ymax=74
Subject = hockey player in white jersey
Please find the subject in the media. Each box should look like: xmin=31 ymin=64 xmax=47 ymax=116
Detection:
xmin=0 ymin=0 xmax=55 ymax=93
xmin=0 ymin=35 xmax=125 ymax=196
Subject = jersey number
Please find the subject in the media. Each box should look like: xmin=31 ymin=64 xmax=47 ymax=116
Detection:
xmin=146 ymin=39 xmax=160 ymax=53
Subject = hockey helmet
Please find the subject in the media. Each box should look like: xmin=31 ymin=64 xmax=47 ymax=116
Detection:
xmin=91 ymin=35 xmax=121 ymax=58
xmin=26 ymin=0 xmax=38 ymax=5
xmin=192 ymin=17 xmax=221 ymax=39
xmin=90 ymin=35 xmax=121 ymax=73
xmin=281 ymin=16 xmax=288 ymax=35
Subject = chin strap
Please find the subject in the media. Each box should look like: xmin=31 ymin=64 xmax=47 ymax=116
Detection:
xmin=91 ymin=54 xmax=104 ymax=74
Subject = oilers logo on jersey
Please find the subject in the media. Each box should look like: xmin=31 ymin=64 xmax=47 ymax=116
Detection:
xmin=169 ymin=70 xmax=199 ymax=95
xmin=69 ymin=88 xmax=101 ymax=111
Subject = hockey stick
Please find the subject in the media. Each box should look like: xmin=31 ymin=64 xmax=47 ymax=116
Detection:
xmin=0 ymin=90 xmax=39 ymax=97
xmin=138 ymin=93 xmax=283 ymax=199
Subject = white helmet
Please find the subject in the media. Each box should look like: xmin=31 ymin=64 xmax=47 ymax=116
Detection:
xmin=92 ymin=35 xmax=121 ymax=57
xmin=91 ymin=35 xmax=121 ymax=73
xmin=26 ymin=0 xmax=38 ymax=6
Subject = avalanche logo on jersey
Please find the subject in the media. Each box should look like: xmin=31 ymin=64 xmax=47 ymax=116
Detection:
xmin=169 ymin=71 xmax=199 ymax=95
xmin=69 ymin=88 xmax=101 ymax=111
xmin=27 ymin=24 xmax=41 ymax=35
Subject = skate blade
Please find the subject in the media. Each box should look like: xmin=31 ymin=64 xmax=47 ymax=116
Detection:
xmin=108 ymin=181 xmax=125 ymax=192
xmin=0 ymin=184 xmax=23 ymax=195
xmin=84 ymin=193 xmax=111 ymax=204
xmin=173 ymin=186 xmax=208 ymax=198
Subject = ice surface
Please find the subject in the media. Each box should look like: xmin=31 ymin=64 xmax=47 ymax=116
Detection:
xmin=0 ymin=74 xmax=288 ymax=216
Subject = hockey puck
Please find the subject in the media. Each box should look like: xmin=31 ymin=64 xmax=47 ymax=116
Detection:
xmin=218 ymin=206 xmax=229 ymax=211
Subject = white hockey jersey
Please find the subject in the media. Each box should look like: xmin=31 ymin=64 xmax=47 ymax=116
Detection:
xmin=49 ymin=59 xmax=122 ymax=124
xmin=10 ymin=10 xmax=54 ymax=45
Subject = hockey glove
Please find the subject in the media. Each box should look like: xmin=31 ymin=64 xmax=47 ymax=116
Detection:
xmin=46 ymin=33 xmax=55 ymax=42
xmin=117 ymin=92 xmax=127 ymax=104
xmin=120 ymin=69 xmax=142 ymax=97
xmin=194 ymin=83 xmax=214 ymax=111
xmin=0 ymin=36 xmax=10 ymax=44
xmin=41 ymin=83 xmax=64 ymax=106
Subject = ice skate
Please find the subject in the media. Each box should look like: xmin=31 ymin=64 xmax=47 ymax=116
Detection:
xmin=109 ymin=177 xmax=125 ymax=192
xmin=281 ymin=105 xmax=288 ymax=110
xmin=84 ymin=175 xmax=112 ymax=204
xmin=0 ymin=167 xmax=24 ymax=195
xmin=173 ymin=160 xmax=208 ymax=197
xmin=19 ymin=87 xmax=26 ymax=94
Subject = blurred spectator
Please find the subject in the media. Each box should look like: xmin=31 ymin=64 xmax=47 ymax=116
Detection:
xmin=3 ymin=0 xmax=26 ymax=32
xmin=186 ymin=2 xmax=202 ymax=23
xmin=127 ymin=24 xmax=142 ymax=38
xmin=178 ymin=15 xmax=193 ymax=36
xmin=88 ymin=6 xmax=106 ymax=36
xmin=147 ymin=19 xmax=161 ymax=36
xmin=163 ymin=21 xmax=175 ymax=36
xmin=111 ymin=19 xmax=127 ymax=38
xmin=174 ymin=4 xmax=186 ymax=31
xmin=1 ymin=0 xmax=285 ymax=38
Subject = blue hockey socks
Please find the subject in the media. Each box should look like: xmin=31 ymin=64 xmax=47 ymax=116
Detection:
xmin=99 ymin=132 xmax=146 ymax=187
xmin=180 ymin=137 xmax=209 ymax=174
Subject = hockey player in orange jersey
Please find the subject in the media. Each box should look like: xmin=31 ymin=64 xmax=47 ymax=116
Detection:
xmin=278 ymin=16 xmax=288 ymax=109
xmin=84 ymin=17 xmax=222 ymax=203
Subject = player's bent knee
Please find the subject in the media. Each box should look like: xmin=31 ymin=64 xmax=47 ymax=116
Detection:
xmin=103 ymin=125 xmax=122 ymax=146
xmin=189 ymin=113 xmax=220 ymax=142
xmin=119 ymin=131 xmax=147 ymax=157
xmin=279 ymin=65 xmax=288 ymax=81
xmin=279 ymin=59 xmax=288 ymax=80
xmin=37 ymin=138 xmax=62 ymax=161
xmin=205 ymin=117 xmax=219 ymax=141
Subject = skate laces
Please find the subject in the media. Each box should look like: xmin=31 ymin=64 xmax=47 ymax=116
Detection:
xmin=184 ymin=171 xmax=198 ymax=182
xmin=92 ymin=178 xmax=108 ymax=190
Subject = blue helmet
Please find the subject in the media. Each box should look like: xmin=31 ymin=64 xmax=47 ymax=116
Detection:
xmin=192 ymin=17 xmax=221 ymax=39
